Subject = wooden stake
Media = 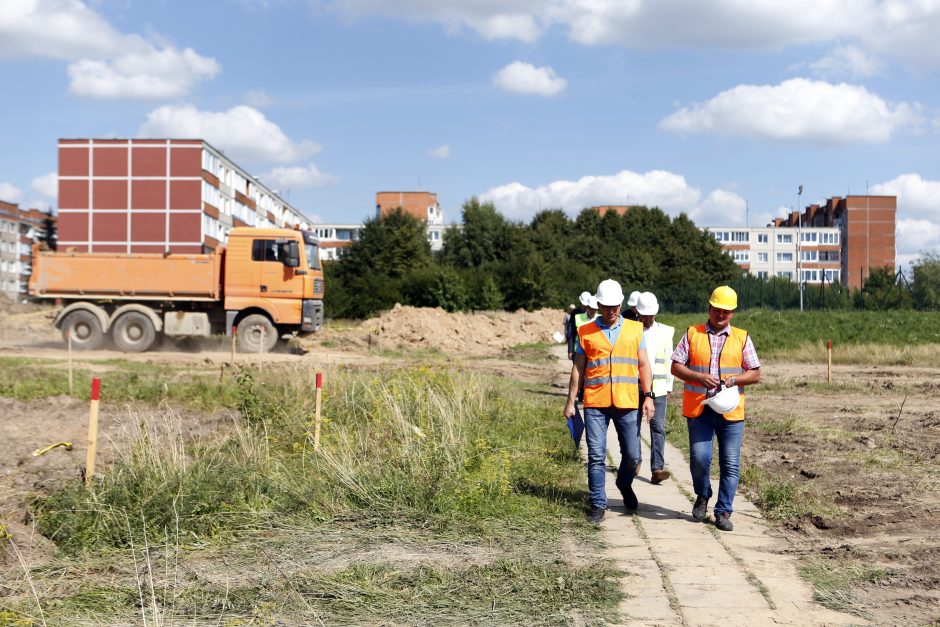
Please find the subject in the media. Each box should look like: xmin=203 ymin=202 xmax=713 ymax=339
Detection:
xmin=827 ymin=339 xmax=832 ymax=384
xmin=67 ymin=329 xmax=74 ymax=396
xmin=85 ymin=378 xmax=101 ymax=488
xmin=258 ymin=326 xmax=265 ymax=369
xmin=314 ymin=372 xmax=323 ymax=451
xmin=231 ymin=325 xmax=237 ymax=364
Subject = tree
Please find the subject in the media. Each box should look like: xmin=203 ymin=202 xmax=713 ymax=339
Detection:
xmin=440 ymin=198 xmax=511 ymax=268
xmin=912 ymin=253 xmax=940 ymax=310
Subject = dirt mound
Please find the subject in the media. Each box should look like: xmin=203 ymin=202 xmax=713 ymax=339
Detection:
xmin=317 ymin=305 xmax=566 ymax=356
xmin=0 ymin=303 xmax=60 ymax=345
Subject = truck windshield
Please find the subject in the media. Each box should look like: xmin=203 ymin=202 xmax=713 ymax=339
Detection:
xmin=305 ymin=244 xmax=321 ymax=270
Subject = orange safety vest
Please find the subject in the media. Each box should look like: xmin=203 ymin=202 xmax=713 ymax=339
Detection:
xmin=578 ymin=318 xmax=643 ymax=409
xmin=681 ymin=324 xmax=748 ymax=421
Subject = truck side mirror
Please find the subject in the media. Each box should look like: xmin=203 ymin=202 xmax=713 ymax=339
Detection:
xmin=284 ymin=241 xmax=300 ymax=268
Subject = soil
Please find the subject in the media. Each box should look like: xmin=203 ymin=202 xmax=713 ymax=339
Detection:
xmin=1 ymin=303 xmax=940 ymax=622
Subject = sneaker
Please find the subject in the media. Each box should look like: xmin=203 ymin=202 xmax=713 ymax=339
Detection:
xmin=715 ymin=512 xmax=734 ymax=532
xmin=692 ymin=496 xmax=708 ymax=521
xmin=650 ymin=469 xmax=671 ymax=484
xmin=587 ymin=505 xmax=606 ymax=524
xmin=634 ymin=461 xmax=642 ymax=477
xmin=621 ymin=485 xmax=638 ymax=511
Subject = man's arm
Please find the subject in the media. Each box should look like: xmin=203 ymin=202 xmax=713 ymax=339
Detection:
xmin=637 ymin=345 xmax=655 ymax=422
xmin=563 ymin=352 xmax=586 ymax=418
xmin=671 ymin=361 xmax=720 ymax=390
xmin=723 ymin=368 xmax=760 ymax=388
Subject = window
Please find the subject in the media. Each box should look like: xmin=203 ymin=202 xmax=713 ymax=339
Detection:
xmin=777 ymin=233 xmax=793 ymax=244
xmin=819 ymin=250 xmax=840 ymax=262
xmin=731 ymin=231 xmax=749 ymax=242
xmin=757 ymin=252 xmax=768 ymax=263
xmin=801 ymin=269 xmax=819 ymax=282
xmin=251 ymin=239 xmax=292 ymax=263
xmin=757 ymin=271 xmax=768 ymax=279
xmin=730 ymin=250 xmax=749 ymax=262
xmin=757 ymin=233 xmax=768 ymax=243
xmin=776 ymin=252 xmax=793 ymax=262
xmin=801 ymin=250 xmax=817 ymax=262
xmin=820 ymin=232 xmax=839 ymax=245
xmin=712 ymin=231 xmax=729 ymax=242
xmin=776 ymin=271 xmax=792 ymax=280
xmin=824 ymin=269 xmax=840 ymax=282
xmin=800 ymin=232 xmax=817 ymax=243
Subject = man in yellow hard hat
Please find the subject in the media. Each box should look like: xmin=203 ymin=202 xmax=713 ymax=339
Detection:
xmin=670 ymin=286 xmax=761 ymax=532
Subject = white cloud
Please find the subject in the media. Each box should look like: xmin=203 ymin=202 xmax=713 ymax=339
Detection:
xmin=427 ymin=144 xmax=451 ymax=159
xmin=691 ymin=189 xmax=747 ymax=226
xmin=245 ymin=89 xmax=275 ymax=108
xmin=871 ymin=173 xmax=940 ymax=222
xmin=138 ymin=105 xmax=321 ymax=163
xmin=68 ymin=42 xmax=220 ymax=99
xmin=31 ymin=172 xmax=57 ymax=199
xmin=0 ymin=182 xmax=23 ymax=203
xmin=660 ymin=79 xmax=921 ymax=144
xmin=493 ymin=61 xmax=566 ymax=97
xmin=809 ymin=45 xmax=885 ymax=78
xmin=260 ymin=163 xmax=340 ymax=189
xmin=0 ymin=0 xmax=218 ymax=99
xmin=479 ymin=169 xmax=705 ymax=221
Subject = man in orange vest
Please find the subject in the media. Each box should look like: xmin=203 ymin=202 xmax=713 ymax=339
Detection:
xmin=563 ymin=279 xmax=656 ymax=524
xmin=670 ymin=286 xmax=761 ymax=532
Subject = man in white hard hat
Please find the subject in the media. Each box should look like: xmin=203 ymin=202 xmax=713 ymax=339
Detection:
xmin=670 ymin=286 xmax=761 ymax=532
xmin=623 ymin=290 xmax=642 ymax=322
xmin=566 ymin=291 xmax=598 ymax=361
xmin=563 ymin=279 xmax=656 ymax=524
xmin=635 ymin=291 xmax=674 ymax=485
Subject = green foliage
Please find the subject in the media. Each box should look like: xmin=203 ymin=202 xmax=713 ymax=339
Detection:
xmin=912 ymin=253 xmax=940 ymax=309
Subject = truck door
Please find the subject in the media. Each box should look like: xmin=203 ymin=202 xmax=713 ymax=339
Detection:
xmin=252 ymin=239 xmax=304 ymax=320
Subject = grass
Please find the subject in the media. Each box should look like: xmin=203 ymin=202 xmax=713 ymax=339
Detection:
xmin=738 ymin=466 xmax=843 ymax=521
xmin=4 ymin=364 xmax=622 ymax=624
xmin=798 ymin=557 xmax=893 ymax=617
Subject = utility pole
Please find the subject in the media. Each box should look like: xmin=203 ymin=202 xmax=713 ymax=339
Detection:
xmin=797 ymin=185 xmax=804 ymax=312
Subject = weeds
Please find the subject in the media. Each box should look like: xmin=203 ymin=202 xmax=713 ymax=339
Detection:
xmin=798 ymin=557 xmax=892 ymax=617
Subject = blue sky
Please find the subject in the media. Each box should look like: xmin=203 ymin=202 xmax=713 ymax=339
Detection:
xmin=1 ymin=0 xmax=939 ymax=268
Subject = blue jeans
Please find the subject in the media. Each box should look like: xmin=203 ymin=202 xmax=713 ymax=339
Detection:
xmin=641 ymin=395 xmax=667 ymax=471
xmin=687 ymin=406 xmax=745 ymax=515
xmin=584 ymin=406 xmax=640 ymax=508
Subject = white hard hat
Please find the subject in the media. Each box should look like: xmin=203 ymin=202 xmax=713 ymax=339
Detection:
xmin=627 ymin=290 xmax=642 ymax=307
xmin=579 ymin=291 xmax=595 ymax=308
xmin=701 ymin=384 xmax=740 ymax=414
xmin=595 ymin=279 xmax=624 ymax=307
xmin=636 ymin=291 xmax=659 ymax=316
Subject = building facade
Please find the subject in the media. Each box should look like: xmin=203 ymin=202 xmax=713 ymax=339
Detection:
xmin=709 ymin=195 xmax=896 ymax=289
xmin=57 ymin=139 xmax=314 ymax=253
xmin=0 ymin=200 xmax=54 ymax=301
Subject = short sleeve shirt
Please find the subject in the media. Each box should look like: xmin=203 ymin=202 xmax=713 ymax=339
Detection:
xmin=574 ymin=315 xmax=646 ymax=355
xmin=670 ymin=322 xmax=760 ymax=377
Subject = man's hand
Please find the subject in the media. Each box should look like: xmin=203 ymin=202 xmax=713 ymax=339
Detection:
xmin=642 ymin=396 xmax=655 ymax=423
xmin=700 ymin=372 xmax=721 ymax=389
xmin=563 ymin=400 xmax=576 ymax=419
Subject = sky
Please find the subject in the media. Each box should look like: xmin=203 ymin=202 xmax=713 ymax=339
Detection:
xmin=1 ymin=0 xmax=939 ymax=269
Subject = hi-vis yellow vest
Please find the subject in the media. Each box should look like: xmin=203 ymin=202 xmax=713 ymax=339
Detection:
xmin=574 ymin=312 xmax=595 ymax=328
xmin=647 ymin=323 xmax=675 ymax=397
xmin=682 ymin=324 xmax=747 ymax=421
xmin=578 ymin=319 xmax=643 ymax=409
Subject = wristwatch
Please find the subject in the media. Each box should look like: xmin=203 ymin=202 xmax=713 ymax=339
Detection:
xmin=643 ymin=391 xmax=655 ymax=400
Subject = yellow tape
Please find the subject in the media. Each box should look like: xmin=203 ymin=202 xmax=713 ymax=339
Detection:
xmin=32 ymin=442 xmax=73 ymax=457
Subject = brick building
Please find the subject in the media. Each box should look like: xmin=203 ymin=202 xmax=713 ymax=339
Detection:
xmin=0 ymin=200 xmax=54 ymax=300
xmin=708 ymin=195 xmax=896 ymax=289
xmin=375 ymin=191 xmax=446 ymax=250
xmin=57 ymin=139 xmax=314 ymax=254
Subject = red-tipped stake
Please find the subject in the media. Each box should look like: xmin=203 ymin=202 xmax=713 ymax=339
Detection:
xmin=231 ymin=325 xmax=237 ymax=365
xmin=314 ymin=372 xmax=323 ymax=451
xmin=67 ymin=329 xmax=74 ymax=396
xmin=827 ymin=339 xmax=832 ymax=384
xmin=85 ymin=378 xmax=101 ymax=488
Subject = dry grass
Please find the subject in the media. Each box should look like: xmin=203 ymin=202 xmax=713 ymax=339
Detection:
xmin=773 ymin=342 xmax=940 ymax=366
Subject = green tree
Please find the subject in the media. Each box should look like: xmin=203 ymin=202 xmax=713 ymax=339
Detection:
xmin=912 ymin=253 xmax=940 ymax=310
xmin=440 ymin=198 xmax=511 ymax=268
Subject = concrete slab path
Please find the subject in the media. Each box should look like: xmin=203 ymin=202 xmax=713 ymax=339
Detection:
xmin=554 ymin=348 xmax=860 ymax=626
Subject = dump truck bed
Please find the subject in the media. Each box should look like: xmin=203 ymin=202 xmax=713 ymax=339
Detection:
xmin=29 ymin=247 xmax=223 ymax=301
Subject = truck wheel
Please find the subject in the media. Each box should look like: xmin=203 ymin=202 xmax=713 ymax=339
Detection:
xmin=237 ymin=314 xmax=278 ymax=353
xmin=111 ymin=311 xmax=157 ymax=353
xmin=60 ymin=310 xmax=104 ymax=351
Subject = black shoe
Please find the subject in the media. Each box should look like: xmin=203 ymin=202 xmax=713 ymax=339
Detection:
xmin=715 ymin=512 xmax=733 ymax=532
xmin=692 ymin=496 xmax=708 ymax=521
xmin=587 ymin=505 xmax=606 ymax=524
xmin=621 ymin=485 xmax=638 ymax=511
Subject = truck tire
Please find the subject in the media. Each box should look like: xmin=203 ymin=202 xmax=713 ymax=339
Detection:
xmin=60 ymin=310 xmax=104 ymax=351
xmin=237 ymin=314 xmax=278 ymax=353
xmin=111 ymin=311 xmax=157 ymax=353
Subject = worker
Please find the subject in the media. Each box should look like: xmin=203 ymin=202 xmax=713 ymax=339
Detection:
xmin=670 ymin=286 xmax=761 ymax=532
xmin=563 ymin=279 xmax=656 ymax=524
xmin=623 ymin=291 xmax=641 ymax=321
xmin=566 ymin=291 xmax=598 ymax=361
xmin=635 ymin=291 xmax=674 ymax=485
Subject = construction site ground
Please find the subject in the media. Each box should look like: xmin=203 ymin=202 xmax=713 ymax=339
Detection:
xmin=1 ymin=302 xmax=939 ymax=624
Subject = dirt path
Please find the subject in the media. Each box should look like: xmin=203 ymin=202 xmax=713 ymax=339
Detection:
xmin=551 ymin=345 xmax=857 ymax=626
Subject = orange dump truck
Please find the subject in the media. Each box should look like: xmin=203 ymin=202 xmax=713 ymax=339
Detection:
xmin=28 ymin=227 xmax=324 ymax=353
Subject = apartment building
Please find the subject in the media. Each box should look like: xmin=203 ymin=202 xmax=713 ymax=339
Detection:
xmin=57 ymin=139 xmax=314 ymax=253
xmin=709 ymin=195 xmax=896 ymax=289
xmin=0 ymin=200 xmax=54 ymax=300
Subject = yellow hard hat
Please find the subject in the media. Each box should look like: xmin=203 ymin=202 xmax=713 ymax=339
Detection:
xmin=709 ymin=285 xmax=738 ymax=310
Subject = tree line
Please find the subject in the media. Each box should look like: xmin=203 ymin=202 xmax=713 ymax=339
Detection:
xmin=324 ymin=199 xmax=740 ymax=319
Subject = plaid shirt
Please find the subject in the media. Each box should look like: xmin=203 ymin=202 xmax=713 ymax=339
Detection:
xmin=671 ymin=322 xmax=760 ymax=376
